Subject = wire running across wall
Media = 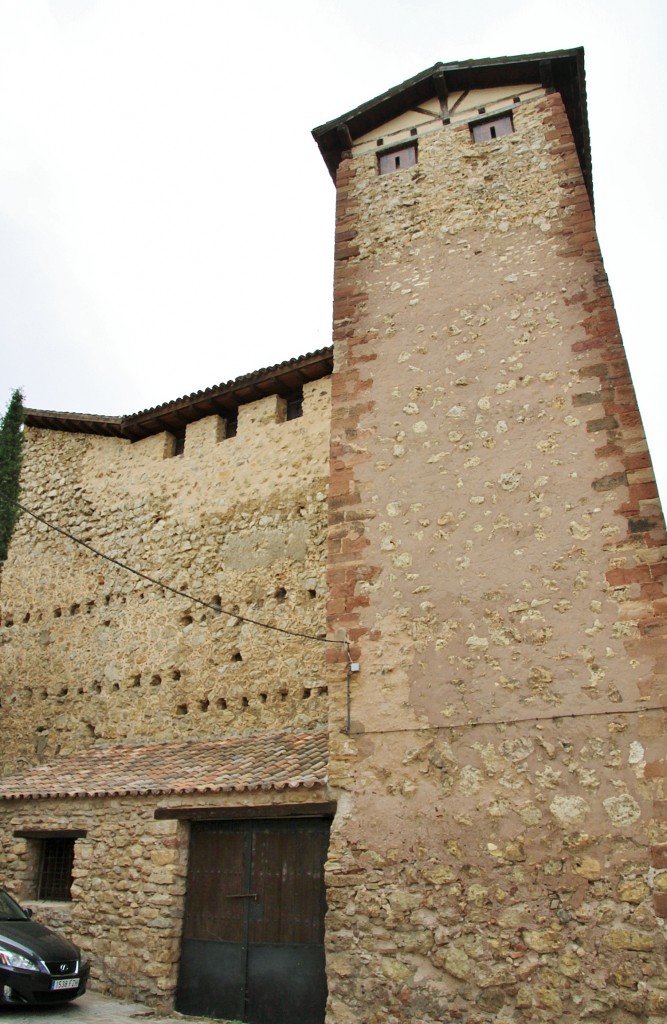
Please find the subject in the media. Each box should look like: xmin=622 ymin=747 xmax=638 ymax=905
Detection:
xmin=5 ymin=496 xmax=347 ymax=651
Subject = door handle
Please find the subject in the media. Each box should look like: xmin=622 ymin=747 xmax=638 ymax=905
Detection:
xmin=225 ymin=893 xmax=258 ymax=899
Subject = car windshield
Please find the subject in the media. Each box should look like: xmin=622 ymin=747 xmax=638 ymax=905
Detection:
xmin=0 ymin=889 xmax=28 ymax=921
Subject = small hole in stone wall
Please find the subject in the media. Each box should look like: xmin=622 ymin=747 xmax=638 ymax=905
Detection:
xmin=275 ymin=587 xmax=287 ymax=602
xmin=112 ymin=682 xmax=120 ymax=691
xmin=105 ymin=595 xmax=112 ymax=606
xmin=302 ymin=688 xmax=312 ymax=700
xmin=93 ymin=682 xmax=102 ymax=694
xmin=171 ymin=669 xmax=181 ymax=681
xmin=181 ymin=614 xmax=193 ymax=626
xmin=319 ymin=686 xmax=328 ymax=696
xmin=54 ymin=608 xmax=62 ymax=618
xmin=70 ymin=603 xmax=80 ymax=615
xmin=231 ymin=651 xmax=243 ymax=662
xmin=279 ymin=689 xmax=288 ymax=702
xmin=217 ymin=697 xmax=227 ymax=710
xmin=150 ymin=675 xmax=162 ymax=687
xmin=176 ymin=703 xmax=188 ymax=716
xmin=39 ymin=689 xmax=47 ymax=700
xmin=4 ymin=617 xmax=13 ymax=627
xmin=86 ymin=724 xmax=95 ymax=737
xmin=86 ymin=601 xmax=95 ymax=614
xmin=259 ymin=693 xmax=268 ymax=703
xmin=131 ymin=675 xmax=141 ymax=688
xmin=59 ymin=686 xmax=68 ymax=697
xmin=308 ymin=589 xmax=317 ymax=600
xmin=241 ymin=696 xmax=249 ymax=708
xmin=23 ymin=612 xmax=30 ymax=623
xmin=211 ymin=595 xmax=222 ymax=609
xmin=77 ymin=686 xmax=84 ymax=695
xmin=199 ymin=699 xmax=209 ymax=712
xmin=103 ymin=619 xmax=111 ymax=627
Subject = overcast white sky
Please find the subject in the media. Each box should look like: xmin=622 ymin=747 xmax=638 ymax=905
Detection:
xmin=1 ymin=0 xmax=666 ymax=500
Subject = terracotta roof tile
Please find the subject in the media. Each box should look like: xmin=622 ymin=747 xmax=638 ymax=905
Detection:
xmin=0 ymin=731 xmax=328 ymax=801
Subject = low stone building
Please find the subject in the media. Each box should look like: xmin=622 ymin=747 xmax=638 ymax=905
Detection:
xmin=1 ymin=46 xmax=666 ymax=1024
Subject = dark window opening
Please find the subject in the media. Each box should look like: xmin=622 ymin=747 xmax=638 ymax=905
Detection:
xmin=225 ymin=413 xmax=238 ymax=438
xmin=172 ymin=429 xmax=186 ymax=457
xmin=285 ymin=391 xmax=303 ymax=420
xmin=471 ymin=113 xmax=514 ymax=143
xmin=38 ymin=838 xmax=75 ymax=901
xmin=378 ymin=142 xmax=417 ymax=175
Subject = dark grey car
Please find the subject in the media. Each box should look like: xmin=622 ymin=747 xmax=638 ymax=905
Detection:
xmin=0 ymin=889 xmax=89 ymax=1006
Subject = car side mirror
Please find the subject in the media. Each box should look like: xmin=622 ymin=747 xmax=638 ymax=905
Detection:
xmin=23 ymin=907 xmax=33 ymax=918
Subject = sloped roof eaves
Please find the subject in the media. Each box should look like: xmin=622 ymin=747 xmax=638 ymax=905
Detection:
xmin=24 ymin=347 xmax=334 ymax=440
xmin=312 ymin=48 xmax=590 ymax=201
xmin=0 ymin=732 xmax=328 ymax=802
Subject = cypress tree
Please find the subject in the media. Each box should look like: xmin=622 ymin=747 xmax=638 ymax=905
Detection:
xmin=0 ymin=389 xmax=24 ymax=562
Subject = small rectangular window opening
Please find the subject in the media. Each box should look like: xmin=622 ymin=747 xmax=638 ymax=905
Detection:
xmin=225 ymin=413 xmax=238 ymax=438
xmin=38 ymin=838 xmax=75 ymax=901
xmin=471 ymin=113 xmax=514 ymax=144
xmin=285 ymin=391 xmax=304 ymax=421
xmin=378 ymin=143 xmax=417 ymax=175
xmin=171 ymin=428 xmax=186 ymax=456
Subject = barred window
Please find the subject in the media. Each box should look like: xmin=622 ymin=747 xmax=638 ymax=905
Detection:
xmin=13 ymin=829 xmax=86 ymax=902
xmin=38 ymin=838 xmax=75 ymax=901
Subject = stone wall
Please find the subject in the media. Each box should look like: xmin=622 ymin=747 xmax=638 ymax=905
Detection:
xmin=0 ymin=787 xmax=325 ymax=1008
xmin=0 ymin=378 xmax=331 ymax=774
xmin=325 ymin=91 xmax=667 ymax=1023
xmin=0 ymin=375 xmax=333 ymax=1007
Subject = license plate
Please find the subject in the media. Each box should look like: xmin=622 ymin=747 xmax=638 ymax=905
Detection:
xmin=51 ymin=978 xmax=79 ymax=990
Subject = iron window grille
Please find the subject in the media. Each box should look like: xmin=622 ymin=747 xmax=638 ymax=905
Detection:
xmin=37 ymin=838 xmax=75 ymax=901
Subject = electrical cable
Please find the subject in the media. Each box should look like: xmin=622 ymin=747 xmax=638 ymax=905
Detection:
xmin=344 ymin=701 xmax=667 ymax=737
xmin=8 ymin=497 xmax=347 ymax=649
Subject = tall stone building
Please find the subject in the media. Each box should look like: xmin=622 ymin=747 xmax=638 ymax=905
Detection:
xmin=1 ymin=47 xmax=666 ymax=1024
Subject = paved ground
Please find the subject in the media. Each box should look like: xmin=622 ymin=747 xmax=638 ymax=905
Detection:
xmin=0 ymin=988 xmax=208 ymax=1023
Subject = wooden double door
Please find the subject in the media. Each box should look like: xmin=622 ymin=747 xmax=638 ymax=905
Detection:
xmin=176 ymin=817 xmax=330 ymax=1024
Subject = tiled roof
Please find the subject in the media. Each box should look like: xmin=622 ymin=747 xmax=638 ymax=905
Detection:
xmin=0 ymin=731 xmax=328 ymax=801
xmin=24 ymin=346 xmax=333 ymax=439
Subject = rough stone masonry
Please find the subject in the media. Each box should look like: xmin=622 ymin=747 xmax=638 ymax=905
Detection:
xmin=0 ymin=47 xmax=665 ymax=1024
xmin=319 ymin=53 xmax=667 ymax=1024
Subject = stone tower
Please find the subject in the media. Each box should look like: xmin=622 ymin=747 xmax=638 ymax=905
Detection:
xmin=314 ymin=48 xmax=667 ymax=1023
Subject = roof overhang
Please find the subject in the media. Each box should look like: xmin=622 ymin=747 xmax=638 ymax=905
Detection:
xmin=0 ymin=732 xmax=328 ymax=801
xmin=312 ymin=48 xmax=592 ymax=205
xmin=24 ymin=347 xmax=334 ymax=441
